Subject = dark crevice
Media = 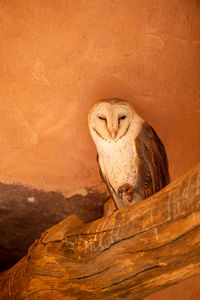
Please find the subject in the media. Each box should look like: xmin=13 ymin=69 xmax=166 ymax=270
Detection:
xmin=99 ymin=265 xmax=160 ymax=291
xmin=76 ymin=265 xmax=115 ymax=280
xmin=34 ymin=273 xmax=64 ymax=278
xmin=64 ymin=228 xmax=116 ymax=238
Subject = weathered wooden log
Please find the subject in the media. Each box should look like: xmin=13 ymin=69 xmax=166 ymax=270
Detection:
xmin=0 ymin=163 xmax=200 ymax=299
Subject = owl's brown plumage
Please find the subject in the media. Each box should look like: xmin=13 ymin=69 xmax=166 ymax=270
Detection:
xmin=88 ymin=99 xmax=170 ymax=210
xmin=135 ymin=122 xmax=170 ymax=199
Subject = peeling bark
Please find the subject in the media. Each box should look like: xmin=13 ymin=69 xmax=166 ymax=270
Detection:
xmin=0 ymin=164 xmax=200 ymax=299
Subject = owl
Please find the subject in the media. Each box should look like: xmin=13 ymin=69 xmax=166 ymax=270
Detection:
xmin=88 ymin=98 xmax=170 ymax=211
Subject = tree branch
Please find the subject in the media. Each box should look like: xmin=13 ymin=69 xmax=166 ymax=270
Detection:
xmin=0 ymin=163 xmax=200 ymax=299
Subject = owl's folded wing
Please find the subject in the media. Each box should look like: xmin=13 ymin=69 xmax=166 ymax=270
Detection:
xmin=135 ymin=122 xmax=170 ymax=199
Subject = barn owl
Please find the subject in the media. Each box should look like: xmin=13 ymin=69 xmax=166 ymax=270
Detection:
xmin=88 ymin=98 xmax=170 ymax=211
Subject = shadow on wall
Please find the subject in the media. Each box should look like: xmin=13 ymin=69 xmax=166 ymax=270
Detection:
xmin=0 ymin=182 xmax=108 ymax=271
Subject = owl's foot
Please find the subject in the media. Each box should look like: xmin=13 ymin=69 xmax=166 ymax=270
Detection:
xmin=118 ymin=183 xmax=134 ymax=202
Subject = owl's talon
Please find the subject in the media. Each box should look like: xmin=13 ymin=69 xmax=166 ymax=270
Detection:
xmin=117 ymin=183 xmax=134 ymax=202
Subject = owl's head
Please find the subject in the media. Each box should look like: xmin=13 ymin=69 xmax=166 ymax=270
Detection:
xmin=88 ymin=98 xmax=134 ymax=142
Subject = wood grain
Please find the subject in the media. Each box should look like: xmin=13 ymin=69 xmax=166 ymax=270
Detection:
xmin=0 ymin=163 xmax=200 ymax=299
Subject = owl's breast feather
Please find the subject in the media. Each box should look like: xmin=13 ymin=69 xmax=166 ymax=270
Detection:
xmin=98 ymin=136 xmax=138 ymax=192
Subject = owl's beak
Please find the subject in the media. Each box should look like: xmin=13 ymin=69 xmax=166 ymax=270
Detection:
xmin=109 ymin=128 xmax=117 ymax=139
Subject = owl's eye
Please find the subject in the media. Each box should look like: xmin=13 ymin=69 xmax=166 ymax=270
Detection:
xmin=119 ymin=115 xmax=126 ymax=120
xmin=98 ymin=116 xmax=106 ymax=121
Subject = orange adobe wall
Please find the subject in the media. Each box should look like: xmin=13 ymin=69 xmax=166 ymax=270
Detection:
xmin=0 ymin=0 xmax=200 ymax=299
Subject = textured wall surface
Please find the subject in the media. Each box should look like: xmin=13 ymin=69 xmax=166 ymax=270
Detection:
xmin=0 ymin=0 xmax=200 ymax=298
xmin=1 ymin=0 xmax=200 ymax=195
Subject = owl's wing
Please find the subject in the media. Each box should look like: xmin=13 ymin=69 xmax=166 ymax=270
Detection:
xmin=135 ymin=122 xmax=170 ymax=199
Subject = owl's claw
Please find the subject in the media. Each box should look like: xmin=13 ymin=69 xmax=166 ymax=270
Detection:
xmin=118 ymin=183 xmax=134 ymax=202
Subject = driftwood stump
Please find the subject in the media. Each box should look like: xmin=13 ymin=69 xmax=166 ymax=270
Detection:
xmin=0 ymin=163 xmax=200 ymax=299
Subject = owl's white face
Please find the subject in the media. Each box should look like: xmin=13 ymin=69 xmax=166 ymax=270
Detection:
xmin=88 ymin=99 xmax=134 ymax=142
